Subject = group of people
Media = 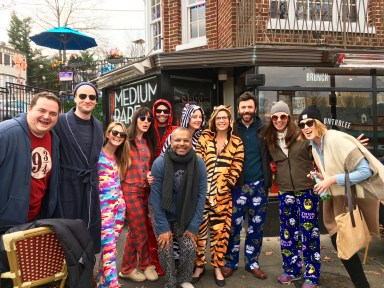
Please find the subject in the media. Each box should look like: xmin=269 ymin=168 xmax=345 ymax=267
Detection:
xmin=264 ymin=100 xmax=383 ymax=288
xmin=0 ymin=82 xmax=104 ymax=287
xmin=0 ymin=83 xmax=383 ymax=288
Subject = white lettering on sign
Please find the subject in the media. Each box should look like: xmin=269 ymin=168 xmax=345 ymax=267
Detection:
xmin=113 ymin=81 xmax=157 ymax=124
xmin=323 ymin=118 xmax=351 ymax=129
xmin=306 ymin=73 xmax=329 ymax=82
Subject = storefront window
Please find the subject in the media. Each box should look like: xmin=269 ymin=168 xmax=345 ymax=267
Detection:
xmin=241 ymin=66 xmax=384 ymax=156
xmin=376 ymin=76 xmax=384 ymax=158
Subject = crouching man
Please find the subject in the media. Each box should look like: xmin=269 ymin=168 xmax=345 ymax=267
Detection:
xmin=149 ymin=127 xmax=207 ymax=288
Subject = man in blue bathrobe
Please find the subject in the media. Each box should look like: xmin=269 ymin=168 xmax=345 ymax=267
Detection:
xmin=54 ymin=82 xmax=104 ymax=253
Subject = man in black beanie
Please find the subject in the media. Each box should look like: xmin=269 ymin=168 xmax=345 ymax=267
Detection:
xmin=54 ymin=82 xmax=103 ymax=253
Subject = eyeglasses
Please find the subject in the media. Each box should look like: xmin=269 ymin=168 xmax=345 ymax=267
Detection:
xmin=138 ymin=115 xmax=154 ymax=122
xmin=298 ymin=119 xmax=315 ymax=129
xmin=78 ymin=93 xmax=97 ymax=101
xmin=155 ymin=109 xmax=170 ymax=114
xmin=271 ymin=114 xmax=288 ymax=122
xmin=111 ymin=130 xmax=127 ymax=138
xmin=216 ymin=116 xmax=229 ymax=121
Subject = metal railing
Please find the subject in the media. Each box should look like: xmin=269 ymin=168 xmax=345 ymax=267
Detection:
xmin=49 ymin=57 xmax=145 ymax=94
xmin=235 ymin=0 xmax=384 ymax=48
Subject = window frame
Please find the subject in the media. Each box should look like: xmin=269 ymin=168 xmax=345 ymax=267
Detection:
xmin=146 ymin=0 xmax=163 ymax=54
xmin=176 ymin=0 xmax=207 ymax=51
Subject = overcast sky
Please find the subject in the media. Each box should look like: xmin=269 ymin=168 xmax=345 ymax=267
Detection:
xmin=0 ymin=0 xmax=145 ymax=57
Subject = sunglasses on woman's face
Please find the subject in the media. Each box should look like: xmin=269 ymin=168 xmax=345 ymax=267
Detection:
xmin=111 ymin=130 xmax=127 ymax=138
xmin=138 ymin=115 xmax=154 ymax=122
xmin=271 ymin=114 xmax=288 ymax=122
xmin=78 ymin=93 xmax=97 ymax=101
xmin=298 ymin=119 xmax=315 ymax=129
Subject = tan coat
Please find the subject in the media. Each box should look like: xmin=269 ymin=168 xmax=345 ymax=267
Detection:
xmin=311 ymin=130 xmax=383 ymax=239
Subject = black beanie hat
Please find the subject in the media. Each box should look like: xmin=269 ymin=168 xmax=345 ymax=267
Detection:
xmin=73 ymin=82 xmax=99 ymax=100
xmin=298 ymin=105 xmax=323 ymax=123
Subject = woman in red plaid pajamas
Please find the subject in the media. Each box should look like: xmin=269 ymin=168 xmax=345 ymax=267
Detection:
xmin=119 ymin=107 xmax=159 ymax=282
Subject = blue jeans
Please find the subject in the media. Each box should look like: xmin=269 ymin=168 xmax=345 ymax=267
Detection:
xmin=224 ymin=180 xmax=267 ymax=270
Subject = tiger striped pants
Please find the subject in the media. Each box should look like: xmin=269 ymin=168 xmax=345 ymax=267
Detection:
xmin=195 ymin=197 xmax=232 ymax=268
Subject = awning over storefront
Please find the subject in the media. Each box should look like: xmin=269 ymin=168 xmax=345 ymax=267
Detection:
xmin=94 ymin=45 xmax=384 ymax=89
xmin=154 ymin=46 xmax=333 ymax=69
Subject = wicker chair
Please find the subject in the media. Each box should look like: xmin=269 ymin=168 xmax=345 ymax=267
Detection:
xmin=0 ymin=227 xmax=67 ymax=287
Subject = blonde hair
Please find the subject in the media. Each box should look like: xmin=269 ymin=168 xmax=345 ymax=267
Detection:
xmin=299 ymin=119 xmax=327 ymax=140
xmin=314 ymin=119 xmax=327 ymax=137
xmin=104 ymin=122 xmax=131 ymax=179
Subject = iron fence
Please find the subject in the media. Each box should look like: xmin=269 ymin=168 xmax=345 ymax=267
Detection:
xmin=0 ymin=82 xmax=59 ymax=122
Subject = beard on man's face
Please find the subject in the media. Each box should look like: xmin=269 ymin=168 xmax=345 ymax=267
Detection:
xmin=239 ymin=111 xmax=256 ymax=122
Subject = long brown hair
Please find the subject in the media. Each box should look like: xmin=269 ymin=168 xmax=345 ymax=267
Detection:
xmin=127 ymin=107 xmax=158 ymax=164
xmin=104 ymin=122 xmax=131 ymax=179
xmin=265 ymin=115 xmax=299 ymax=151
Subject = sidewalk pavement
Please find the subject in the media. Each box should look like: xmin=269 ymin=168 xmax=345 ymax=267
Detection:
xmin=99 ymin=226 xmax=384 ymax=288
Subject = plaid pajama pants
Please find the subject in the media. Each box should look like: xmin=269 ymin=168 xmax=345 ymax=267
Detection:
xmin=121 ymin=186 xmax=151 ymax=273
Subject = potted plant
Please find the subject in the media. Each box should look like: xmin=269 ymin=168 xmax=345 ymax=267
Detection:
xmin=106 ymin=48 xmax=124 ymax=64
xmin=67 ymin=53 xmax=83 ymax=67
xmin=51 ymin=59 xmax=64 ymax=69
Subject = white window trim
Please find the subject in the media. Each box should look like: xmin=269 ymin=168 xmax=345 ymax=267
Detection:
xmin=267 ymin=0 xmax=376 ymax=34
xmin=176 ymin=0 xmax=207 ymax=51
xmin=145 ymin=0 xmax=163 ymax=54
xmin=176 ymin=36 xmax=207 ymax=51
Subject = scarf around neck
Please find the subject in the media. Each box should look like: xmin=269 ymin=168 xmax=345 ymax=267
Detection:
xmin=162 ymin=148 xmax=200 ymax=235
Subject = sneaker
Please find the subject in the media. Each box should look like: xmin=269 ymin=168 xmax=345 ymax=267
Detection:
xmin=302 ymin=279 xmax=317 ymax=288
xmin=118 ymin=268 xmax=146 ymax=282
xmin=277 ymin=273 xmax=301 ymax=284
xmin=179 ymin=282 xmax=194 ymax=288
xmin=144 ymin=265 xmax=159 ymax=281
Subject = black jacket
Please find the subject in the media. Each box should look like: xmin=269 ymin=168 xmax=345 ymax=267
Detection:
xmin=232 ymin=117 xmax=272 ymax=190
xmin=0 ymin=218 xmax=95 ymax=288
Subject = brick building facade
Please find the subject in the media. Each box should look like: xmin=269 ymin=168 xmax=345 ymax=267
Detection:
xmin=96 ymin=0 xmax=384 ymax=159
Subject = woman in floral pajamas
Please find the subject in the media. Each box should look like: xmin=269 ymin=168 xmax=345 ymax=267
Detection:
xmin=97 ymin=122 xmax=131 ymax=288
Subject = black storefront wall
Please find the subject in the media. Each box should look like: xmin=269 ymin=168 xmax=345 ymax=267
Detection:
xmin=104 ymin=71 xmax=218 ymax=127
xmin=106 ymin=76 xmax=159 ymax=126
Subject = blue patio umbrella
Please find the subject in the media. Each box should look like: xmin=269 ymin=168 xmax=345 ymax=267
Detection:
xmin=30 ymin=26 xmax=97 ymax=62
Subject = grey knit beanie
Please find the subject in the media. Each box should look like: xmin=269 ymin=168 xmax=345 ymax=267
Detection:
xmin=270 ymin=100 xmax=290 ymax=115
